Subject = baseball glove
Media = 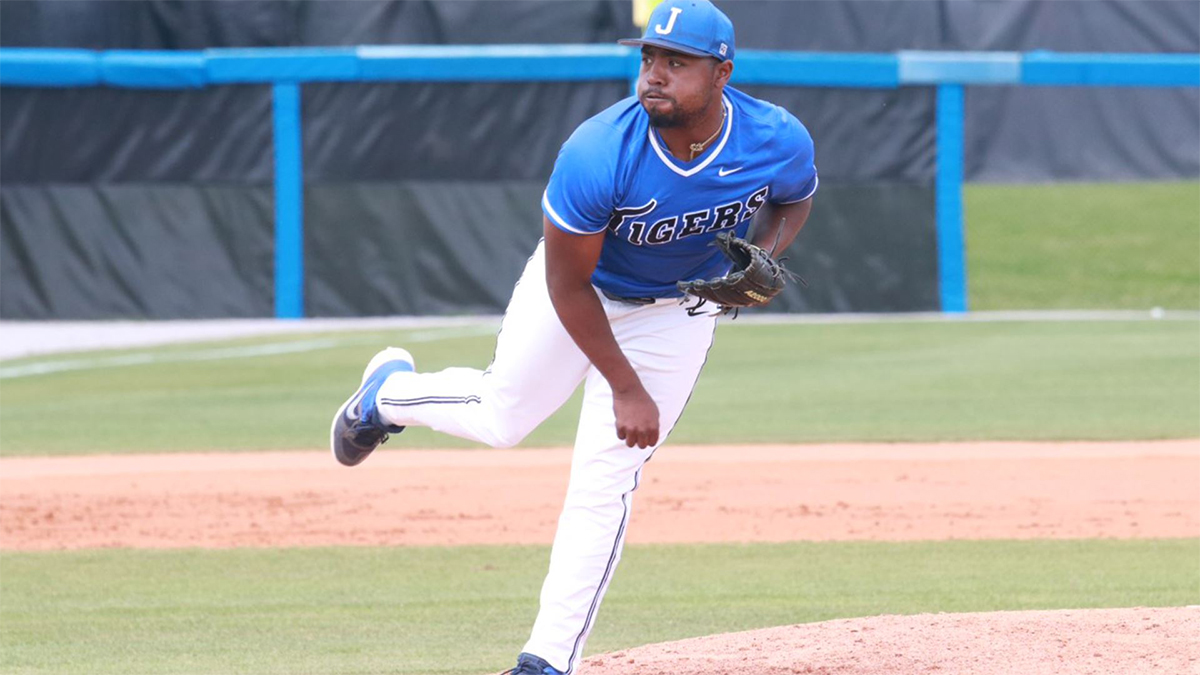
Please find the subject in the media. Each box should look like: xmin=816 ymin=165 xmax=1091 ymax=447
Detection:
xmin=676 ymin=231 xmax=802 ymax=310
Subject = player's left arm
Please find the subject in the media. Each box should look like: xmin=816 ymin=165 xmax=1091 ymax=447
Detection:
xmin=748 ymin=197 xmax=813 ymax=254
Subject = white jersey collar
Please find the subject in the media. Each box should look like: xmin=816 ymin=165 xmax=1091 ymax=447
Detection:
xmin=647 ymin=94 xmax=733 ymax=178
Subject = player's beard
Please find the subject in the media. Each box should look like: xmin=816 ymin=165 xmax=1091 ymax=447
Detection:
xmin=644 ymin=93 xmax=713 ymax=129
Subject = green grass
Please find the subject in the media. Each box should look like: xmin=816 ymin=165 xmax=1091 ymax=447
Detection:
xmin=1 ymin=319 xmax=1196 ymax=456
xmin=691 ymin=319 xmax=1200 ymax=443
xmin=966 ymin=181 xmax=1200 ymax=310
xmin=2 ymin=539 xmax=1196 ymax=675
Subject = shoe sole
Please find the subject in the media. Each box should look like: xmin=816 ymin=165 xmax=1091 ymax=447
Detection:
xmin=330 ymin=347 xmax=415 ymax=467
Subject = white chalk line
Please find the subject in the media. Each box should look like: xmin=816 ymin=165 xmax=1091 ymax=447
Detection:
xmin=0 ymin=325 xmax=499 ymax=380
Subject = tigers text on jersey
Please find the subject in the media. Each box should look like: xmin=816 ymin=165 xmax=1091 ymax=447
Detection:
xmin=541 ymin=85 xmax=818 ymax=299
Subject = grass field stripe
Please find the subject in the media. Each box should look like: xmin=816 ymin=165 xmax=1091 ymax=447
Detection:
xmin=404 ymin=324 xmax=502 ymax=342
xmin=2 ymin=312 xmax=1194 ymax=363
xmin=0 ymin=326 xmax=500 ymax=380
xmin=0 ymin=339 xmax=345 ymax=379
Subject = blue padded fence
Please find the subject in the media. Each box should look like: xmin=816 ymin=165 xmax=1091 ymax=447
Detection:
xmin=3 ymin=46 xmax=1197 ymax=316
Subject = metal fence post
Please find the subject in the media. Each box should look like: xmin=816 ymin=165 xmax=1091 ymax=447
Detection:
xmin=936 ymin=83 xmax=967 ymax=313
xmin=272 ymin=82 xmax=304 ymax=319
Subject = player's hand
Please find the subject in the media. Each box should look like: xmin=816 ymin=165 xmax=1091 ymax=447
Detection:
xmin=613 ymin=384 xmax=660 ymax=449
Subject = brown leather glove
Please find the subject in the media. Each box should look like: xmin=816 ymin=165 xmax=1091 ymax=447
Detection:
xmin=676 ymin=232 xmax=796 ymax=308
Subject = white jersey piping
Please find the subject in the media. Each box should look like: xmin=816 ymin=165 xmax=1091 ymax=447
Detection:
xmin=775 ymin=174 xmax=820 ymax=204
xmin=542 ymin=189 xmax=603 ymax=235
xmin=646 ymin=95 xmax=733 ymax=178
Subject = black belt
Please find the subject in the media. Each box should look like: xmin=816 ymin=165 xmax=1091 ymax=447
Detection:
xmin=601 ymin=289 xmax=657 ymax=305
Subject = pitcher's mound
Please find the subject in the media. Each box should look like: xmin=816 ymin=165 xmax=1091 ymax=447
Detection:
xmin=580 ymin=606 xmax=1199 ymax=675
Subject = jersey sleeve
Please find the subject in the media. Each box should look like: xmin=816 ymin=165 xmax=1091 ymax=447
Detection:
xmin=541 ymin=120 xmax=620 ymax=235
xmin=769 ymin=114 xmax=819 ymax=204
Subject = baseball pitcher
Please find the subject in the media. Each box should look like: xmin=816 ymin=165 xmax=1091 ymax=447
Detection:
xmin=331 ymin=1 xmax=817 ymax=672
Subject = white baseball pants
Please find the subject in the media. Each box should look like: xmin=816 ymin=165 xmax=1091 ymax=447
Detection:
xmin=375 ymin=241 xmax=718 ymax=673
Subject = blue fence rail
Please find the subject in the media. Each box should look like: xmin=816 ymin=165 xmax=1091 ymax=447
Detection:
xmin=3 ymin=47 xmax=1197 ymax=316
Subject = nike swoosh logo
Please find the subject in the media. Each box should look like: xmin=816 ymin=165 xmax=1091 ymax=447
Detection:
xmin=718 ymin=166 xmax=744 ymax=177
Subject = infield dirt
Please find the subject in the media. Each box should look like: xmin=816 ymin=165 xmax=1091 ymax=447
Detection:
xmin=2 ymin=441 xmax=1196 ymax=550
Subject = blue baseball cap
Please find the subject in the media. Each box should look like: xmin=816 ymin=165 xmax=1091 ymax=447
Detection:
xmin=619 ymin=0 xmax=735 ymax=62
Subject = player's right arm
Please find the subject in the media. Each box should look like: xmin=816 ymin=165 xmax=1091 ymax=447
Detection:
xmin=542 ymin=218 xmax=659 ymax=449
xmin=540 ymin=118 xmax=660 ymax=448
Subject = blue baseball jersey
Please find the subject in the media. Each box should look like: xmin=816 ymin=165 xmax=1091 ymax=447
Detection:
xmin=541 ymin=85 xmax=817 ymax=298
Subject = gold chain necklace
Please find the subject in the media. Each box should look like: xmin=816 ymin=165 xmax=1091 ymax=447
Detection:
xmin=688 ymin=106 xmax=727 ymax=161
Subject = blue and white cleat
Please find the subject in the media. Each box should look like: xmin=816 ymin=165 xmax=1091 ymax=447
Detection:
xmin=330 ymin=347 xmax=415 ymax=467
xmin=501 ymin=653 xmax=564 ymax=675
